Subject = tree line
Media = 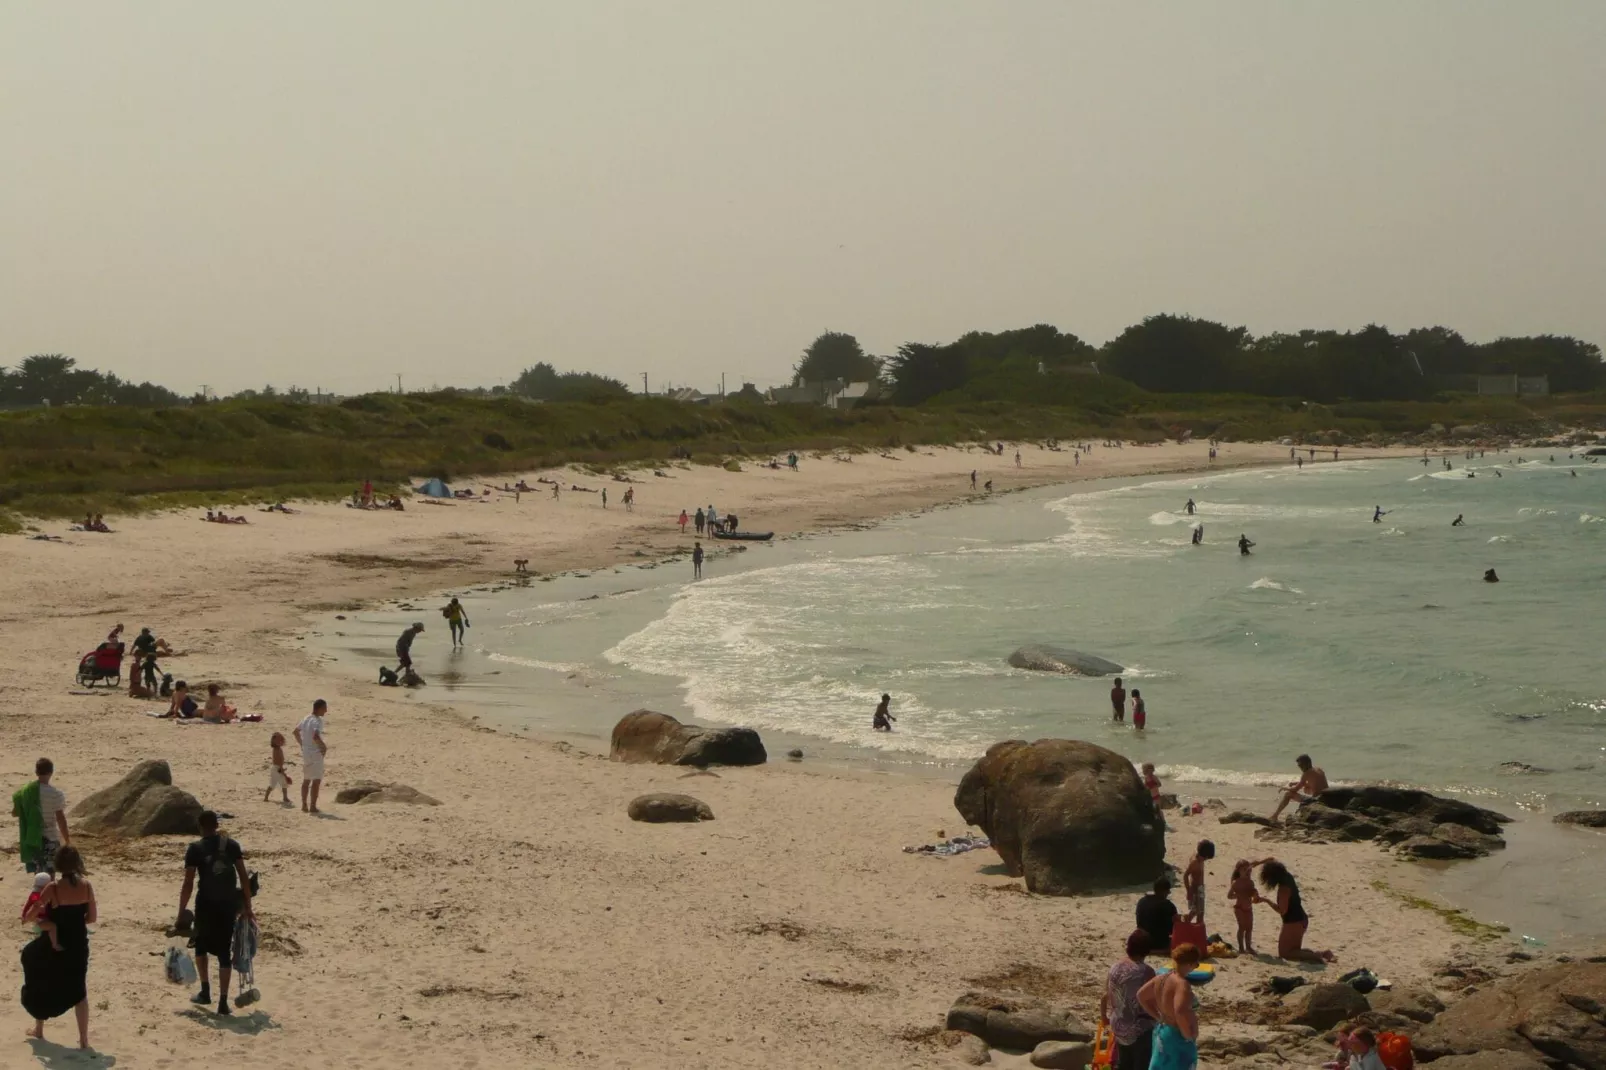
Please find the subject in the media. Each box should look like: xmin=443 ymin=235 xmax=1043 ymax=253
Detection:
xmin=793 ymin=318 xmax=1604 ymax=405
xmin=0 ymin=355 xmax=184 ymax=408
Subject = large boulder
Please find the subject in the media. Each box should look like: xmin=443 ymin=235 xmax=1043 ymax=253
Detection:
xmin=609 ymin=710 xmax=766 ymax=768
xmin=1555 ymin=811 xmax=1606 ymax=829
xmin=1030 ymin=1040 xmax=1093 ymax=1068
xmin=70 ymin=759 xmax=203 ymax=837
xmin=1265 ymin=786 xmax=1509 ymax=860
xmin=1283 ymin=983 xmax=1370 ymax=1030
xmin=1414 ymin=960 xmax=1606 ymax=1067
xmin=954 ymin=740 xmax=1165 ymax=895
xmin=627 ymin=793 xmax=714 ymax=823
xmin=1007 ymin=646 xmax=1124 ymax=677
xmin=946 ymin=991 xmax=1093 ymax=1051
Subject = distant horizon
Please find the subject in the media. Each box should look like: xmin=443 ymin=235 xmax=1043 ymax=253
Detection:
xmin=5 ymin=2 xmax=1603 ymax=396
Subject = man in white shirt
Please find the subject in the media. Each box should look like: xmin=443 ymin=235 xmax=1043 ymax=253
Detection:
xmin=292 ymin=700 xmax=328 ymax=814
xmin=34 ymin=757 xmax=70 ymax=874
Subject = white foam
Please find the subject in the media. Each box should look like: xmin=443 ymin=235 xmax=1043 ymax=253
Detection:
xmin=1248 ymin=577 xmax=1304 ymax=594
xmin=484 ymin=651 xmax=592 ymax=675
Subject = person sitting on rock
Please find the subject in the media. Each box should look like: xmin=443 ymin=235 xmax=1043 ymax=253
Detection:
xmin=1270 ymin=754 xmax=1327 ymax=821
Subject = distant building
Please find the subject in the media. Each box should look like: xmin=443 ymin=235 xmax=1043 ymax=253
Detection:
xmin=664 ymin=387 xmax=712 ymax=405
xmin=766 ymin=379 xmax=880 ymax=408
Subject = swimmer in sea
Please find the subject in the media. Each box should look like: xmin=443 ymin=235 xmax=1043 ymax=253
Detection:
xmin=1484 ymin=568 xmax=1499 ymax=583
xmin=1238 ymin=534 xmax=1254 ymax=556
xmin=1191 ymin=524 xmax=1203 ymax=545
xmin=1185 ymin=498 xmax=1195 ymax=515
xmin=872 ymin=693 xmax=895 ymax=731
xmin=1452 ymin=514 xmax=1464 ymax=526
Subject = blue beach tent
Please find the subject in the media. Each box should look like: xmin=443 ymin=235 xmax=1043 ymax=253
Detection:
xmin=416 ymin=478 xmax=452 ymax=498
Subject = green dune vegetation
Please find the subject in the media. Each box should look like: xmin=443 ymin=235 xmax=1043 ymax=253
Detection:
xmin=3 ymin=318 xmax=1603 ymax=525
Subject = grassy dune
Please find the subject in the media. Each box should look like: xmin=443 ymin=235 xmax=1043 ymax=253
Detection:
xmin=2 ymin=390 xmax=1599 ymax=521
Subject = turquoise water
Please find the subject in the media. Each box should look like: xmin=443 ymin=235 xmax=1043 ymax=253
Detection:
xmin=314 ymin=453 xmax=1606 ymax=939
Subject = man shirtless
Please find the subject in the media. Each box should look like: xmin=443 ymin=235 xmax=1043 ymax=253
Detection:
xmin=1271 ymin=754 xmax=1328 ymax=821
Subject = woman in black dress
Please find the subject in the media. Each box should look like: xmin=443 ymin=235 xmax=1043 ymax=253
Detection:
xmin=22 ymin=845 xmax=97 ymax=1050
xmin=1258 ymin=859 xmax=1335 ymax=964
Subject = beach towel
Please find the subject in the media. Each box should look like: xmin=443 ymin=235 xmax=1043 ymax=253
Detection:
xmin=12 ymin=781 xmax=43 ymax=863
xmin=231 ymin=916 xmax=260 ymax=1003
xmin=901 ymin=835 xmax=990 ymax=857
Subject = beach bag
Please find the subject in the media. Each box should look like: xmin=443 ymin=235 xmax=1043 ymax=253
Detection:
xmin=164 ymin=946 xmax=198 ymax=985
xmin=1170 ymin=920 xmax=1208 ymax=954
xmin=1377 ymin=1032 xmax=1414 ymax=1070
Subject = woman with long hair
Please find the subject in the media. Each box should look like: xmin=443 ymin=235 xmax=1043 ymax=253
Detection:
xmin=22 ymin=845 xmax=97 ymax=1050
xmin=1258 ymin=859 xmax=1336 ymax=963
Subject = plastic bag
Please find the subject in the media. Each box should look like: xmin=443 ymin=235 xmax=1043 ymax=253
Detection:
xmin=164 ymin=945 xmax=198 ymax=985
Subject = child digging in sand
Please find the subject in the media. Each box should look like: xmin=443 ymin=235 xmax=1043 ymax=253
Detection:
xmin=263 ymin=733 xmax=293 ymax=804
xmin=1227 ymin=859 xmax=1265 ymax=953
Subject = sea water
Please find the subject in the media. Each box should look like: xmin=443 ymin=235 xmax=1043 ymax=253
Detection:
xmin=313 ymin=453 xmax=1606 ymax=938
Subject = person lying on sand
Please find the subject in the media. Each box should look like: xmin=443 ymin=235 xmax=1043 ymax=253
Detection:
xmin=201 ymin=684 xmax=237 ymax=723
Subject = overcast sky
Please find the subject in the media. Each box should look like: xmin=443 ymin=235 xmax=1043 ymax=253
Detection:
xmin=4 ymin=2 xmax=1603 ymax=395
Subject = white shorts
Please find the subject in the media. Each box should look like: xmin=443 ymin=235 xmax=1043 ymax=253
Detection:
xmin=268 ymin=766 xmax=290 ymax=790
xmin=302 ymin=752 xmax=325 ymax=781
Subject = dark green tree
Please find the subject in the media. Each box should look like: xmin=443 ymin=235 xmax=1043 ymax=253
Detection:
xmin=886 ymin=342 xmax=969 ymax=404
xmin=793 ymin=331 xmax=880 ymax=385
xmin=1101 ymin=315 xmax=1248 ymax=393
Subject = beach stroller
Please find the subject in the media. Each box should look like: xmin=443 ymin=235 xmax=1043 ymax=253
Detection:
xmin=75 ymin=643 xmax=124 ymax=688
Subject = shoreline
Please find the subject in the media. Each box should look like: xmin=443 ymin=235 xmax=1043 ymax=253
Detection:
xmin=4 ymin=439 xmax=1541 ymax=1067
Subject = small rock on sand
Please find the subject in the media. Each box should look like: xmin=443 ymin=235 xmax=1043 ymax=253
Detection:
xmin=627 ymin=793 xmax=714 ymax=823
xmin=1553 ymin=810 xmax=1606 ymax=828
xmin=1029 ymin=1039 xmax=1093 ymax=1068
xmin=336 ymin=781 xmax=439 ymax=805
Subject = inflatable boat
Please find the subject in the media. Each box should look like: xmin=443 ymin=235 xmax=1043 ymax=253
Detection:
xmin=712 ymin=530 xmax=773 ymax=542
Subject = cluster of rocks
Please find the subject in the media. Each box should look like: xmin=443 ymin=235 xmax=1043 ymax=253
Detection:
xmin=1254 ymin=786 xmax=1511 ymax=860
xmin=953 ymin=738 xmax=1165 ymax=895
xmin=334 ymin=781 xmax=440 ymax=806
xmin=1006 ymin=645 xmax=1124 ymax=677
xmin=942 ymin=991 xmax=1095 ymax=1067
xmin=609 ymin=710 xmax=766 ymax=768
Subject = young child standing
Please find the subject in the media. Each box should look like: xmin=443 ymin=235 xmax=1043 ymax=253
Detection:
xmin=1183 ymin=839 xmax=1215 ymax=927
xmin=1131 ymin=689 xmax=1147 ymax=730
xmin=1227 ymin=859 xmax=1264 ymax=953
xmin=1141 ymin=763 xmax=1163 ymax=813
xmin=264 ymin=732 xmax=293 ymax=804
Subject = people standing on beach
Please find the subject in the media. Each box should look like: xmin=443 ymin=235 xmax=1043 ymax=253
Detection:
xmin=695 ymin=507 xmax=705 ymax=534
xmin=395 ymin=622 xmax=424 ymax=676
xmin=1184 ymin=498 xmax=1195 ymax=515
xmin=984 ymin=479 xmax=993 ymax=493
xmin=21 ymin=844 xmax=95 ymax=1049
xmin=970 ymin=470 xmax=977 ymax=490
xmin=1297 ymin=456 xmax=1303 ymax=469
xmin=678 ymin=509 xmax=689 ymax=533
xmin=1136 ymin=943 xmax=1201 ymax=1069
xmin=1258 ymin=859 xmax=1335 ymax=963
xmin=1134 ymin=878 xmax=1178 ymax=952
xmin=1099 ymin=929 xmax=1157 ymax=1070
xmin=1182 ymin=840 xmax=1213 ymax=926
xmin=692 ymin=541 xmax=704 ymax=579
xmin=14 ymin=758 xmax=71 ymax=876
xmin=707 ymin=504 xmax=719 ymax=532
xmin=601 ymin=487 xmax=607 ymax=508
xmin=623 ymin=487 xmax=634 ymax=512
xmin=872 ymin=694 xmax=895 ymax=731
xmin=178 ymin=810 xmax=255 ymax=1015
xmin=442 ymin=598 xmax=470 ymax=647
xmin=1014 ymin=450 xmax=1021 ymax=468
xmin=551 ymin=482 xmax=560 ymax=500
xmin=788 ymin=452 xmax=798 ymax=471
xmin=1238 ymin=534 xmax=1254 ymax=556
xmin=1452 ymin=514 xmax=1465 ymax=526
xmin=1270 ymin=754 xmax=1328 ymax=821
xmin=1131 ymin=689 xmax=1147 ymax=731
xmin=294 ymin=700 xmax=328 ymax=814
xmin=1227 ymin=859 xmax=1265 ymax=954
xmin=1110 ymin=677 xmax=1126 ymax=722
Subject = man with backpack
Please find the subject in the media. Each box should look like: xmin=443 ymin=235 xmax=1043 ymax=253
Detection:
xmin=176 ymin=810 xmax=255 ymax=1015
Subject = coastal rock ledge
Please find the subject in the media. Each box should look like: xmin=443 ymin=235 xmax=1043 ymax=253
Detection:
xmin=609 ymin=710 xmax=767 ymax=768
xmin=1007 ymin=645 xmax=1124 ymax=677
xmin=954 ymin=739 xmax=1165 ymax=895
xmin=1263 ymin=786 xmax=1510 ymax=860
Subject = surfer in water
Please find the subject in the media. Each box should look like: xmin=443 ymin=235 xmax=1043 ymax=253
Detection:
xmin=872 ymin=694 xmax=895 ymax=731
xmin=1484 ymin=568 xmax=1500 ymax=583
xmin=1185 ymin=498 xmax=1196 ymax=516
xmin=1372 ymin=506 xmax=1387 ymax=523
xmin=1191 ymin=524 xmax=1203 ymax=545
xmin=1452 ymin=514 xmax=1465 ymax=526
xmin=1238 ymin=534 xmax=1255 ymax=556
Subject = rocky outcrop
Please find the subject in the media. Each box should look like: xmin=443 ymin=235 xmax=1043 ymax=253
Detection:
xmin=609 ymin=710 xmax=767 ymax=768
xmin=1029 ymin=1040 xmax=1093 ymax=1068
xmin=954 ymin=740 xmax=1165 ymax=895
xmin=1283 ymin=983 xmax=1370 ymax=1030
xmin=1262 ymin=786 xmax=1509 ymax=859
xmin=1007 ymin=646 xmax=1124 ymax=677
xmin=70 ymin=759 xmax=203 ymax=837
xmin=1413 ymin=960 xmax=1606 ymax=1068
xmin=946 ymin=991 xmax=1093 ymax=1051
xmin=1367 ymin=986 xmax=1444 ymax=1024
xmin=1426 ymin=1053 xmax=1549 ymax=1070
xmin=1220 ymin=811 xmax=1273 ymax=826
xmin=1555 ymin=811 xmax=1606 ymax=829
xmin=335 ymin=781 xmax=439 ymax=805
xmin=627 ymin=793 xmax=714 ymax=822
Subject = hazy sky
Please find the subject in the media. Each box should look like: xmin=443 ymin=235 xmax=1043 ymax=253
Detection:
xmin=4 ymin=2 xmax=1604 ymax=395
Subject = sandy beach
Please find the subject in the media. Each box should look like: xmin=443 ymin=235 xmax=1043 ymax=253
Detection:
xmin=4 ymin=439 xmax=1497 ymax=1069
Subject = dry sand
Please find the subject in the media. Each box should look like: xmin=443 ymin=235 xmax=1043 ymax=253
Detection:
xmin=2 ymin=439 xmax=1477 ymax=1068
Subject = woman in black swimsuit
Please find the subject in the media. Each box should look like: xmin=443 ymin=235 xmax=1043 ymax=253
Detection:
xmin=22 ymin=845 xmax=97 ymax=1049
xmin=1258 ymin=860 xmax=1335 ymax=964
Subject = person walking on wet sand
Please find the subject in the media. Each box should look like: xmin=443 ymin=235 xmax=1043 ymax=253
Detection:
xmin=395 ymin=622 xmax=424 ymax=675
xmin=442 ymin=598 xmax=470 ymax=647
xmin=970 ymin=470 xmax=977 ymax=490
xmin=1270 ymin=754 xmax=1328 ymax=821
xmin=692 ymin=541 xmax=704 ymax=580
xmin=1110 ymin=677 xmax=1126 ymax=722
xmin=695 ymin=507 xmax=705 ymax=534
xmin=601 ymin=487 xmax=607 ymax=508
xmin=872 ymin=694 xmax=895 ymax=731
xmin=678 ymin=509 xmax=689 ymax=533
xmin=293 ymin=700 xmax=328 ymax=814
